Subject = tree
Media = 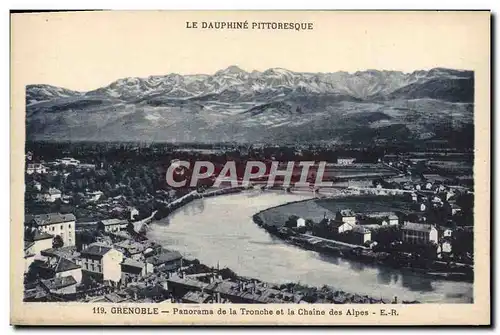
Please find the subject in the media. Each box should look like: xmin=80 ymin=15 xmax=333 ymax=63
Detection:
xmin=52 ymin=235 xmax=64 ymax=248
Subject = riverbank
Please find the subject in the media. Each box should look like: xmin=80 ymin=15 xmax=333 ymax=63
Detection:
xmin=252 ymin=200 xmax=473 ymax=283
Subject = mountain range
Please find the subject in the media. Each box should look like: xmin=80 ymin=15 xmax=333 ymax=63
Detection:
xmin=25 ymin=66 xmax=474 ymax=145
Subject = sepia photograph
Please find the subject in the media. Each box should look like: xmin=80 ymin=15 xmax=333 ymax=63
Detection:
xmin=10 ymin=10 xmax=490 ymax=325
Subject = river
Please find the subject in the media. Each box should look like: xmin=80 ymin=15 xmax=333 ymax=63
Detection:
xmin=148 ymin=190 xmax=473 ymax=303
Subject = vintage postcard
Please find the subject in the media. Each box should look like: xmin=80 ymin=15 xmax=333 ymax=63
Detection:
xmin=10 ymin=10 xmax=490 ymax=325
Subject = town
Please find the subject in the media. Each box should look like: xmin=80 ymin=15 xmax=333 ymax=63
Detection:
xmin=23 ymin=141 xmax=473 ymax=304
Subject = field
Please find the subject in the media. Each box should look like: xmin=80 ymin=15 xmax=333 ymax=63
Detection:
xmin=257 ymin=195 xmax=413 ymax=227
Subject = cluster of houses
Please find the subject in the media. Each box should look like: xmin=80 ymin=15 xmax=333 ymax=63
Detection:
xmin=23 ymin=212 xmax=183 ymax=301
xmin=23 ymin=211 xmax=379 ymax=305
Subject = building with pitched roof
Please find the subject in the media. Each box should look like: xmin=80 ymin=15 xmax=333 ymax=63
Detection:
xmin=98 ymin=219 xmax=128 ymax=233
xmin=80 ymin=243 xmax=124 ymax=283
xmin=351 ymin=225 xmax=372 ymax=245
xmin=114 ymin=239 xmax=145 ymax=260
xmin=31 ymin=256 xmax=83 ymax=284
xmin=26 ymin=213 xmax=76 ymax=247
xmin=145 ymin=249 xmax=182 ymax=272
xmin=401 ymin=222 xmax=438 ymax=244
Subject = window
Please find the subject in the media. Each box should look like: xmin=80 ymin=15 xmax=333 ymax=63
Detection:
xmin=60 ymin=225 xmax=63 ymax=230
xmin=68 ymin=224 xmax=71 ymax=228
xmin=97 ymin=266 xmax=101 ymax=273
xmin=51 ymin=227 xmax=54 ymax=231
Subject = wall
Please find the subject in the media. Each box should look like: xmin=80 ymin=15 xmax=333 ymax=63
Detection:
xmin=56 ymin=267 xmax=83 ymax=284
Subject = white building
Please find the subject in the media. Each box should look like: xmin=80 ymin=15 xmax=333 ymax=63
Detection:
xmin=26 ymin=213 xmax=76 ymax=247
xmin=79 ymin=244 xmax=124 ymax=283
xmin=401 ymin=222 xmax=438 ymax=244
xmin=337 ymin=157 xmax=356 ymax=165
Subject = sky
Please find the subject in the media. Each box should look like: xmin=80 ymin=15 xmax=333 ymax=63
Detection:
xmin=11 ymin=11 xmax=489 ymax=91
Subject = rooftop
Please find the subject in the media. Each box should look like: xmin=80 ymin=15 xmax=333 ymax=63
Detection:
xmin=100 ymin=218 xmax=127 ymax=226
xmin=351 ymin=225 xmax=371 ymax=234
xmin=365 ymin=212 xmax=398 ymax=219
xmin=104 ymin=292 xmax=129 ymax=303
xmin=54 ymin=257 xmax=80 ymax=273
xmin=338 ymin=209 xmax=356 ymax=217
xmin=402 ymin=222 xmax=436 ymax=233
xmin=47 ymin=188 xmax=62 ymax=195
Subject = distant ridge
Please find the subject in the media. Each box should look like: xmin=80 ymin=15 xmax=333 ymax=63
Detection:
xmin=26 ymin=66 xmax=474 ymax=146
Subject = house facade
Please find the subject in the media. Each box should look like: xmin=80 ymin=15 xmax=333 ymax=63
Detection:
xmin=40 ymin=275 xmax=77 ymax=295
xmin=351 ymin=226 xmax=372 ymax=245
xmin=38 ymin=188 xmax=62 ymax=203
xmin=336 ymin=209 xmax=357 ymax=225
